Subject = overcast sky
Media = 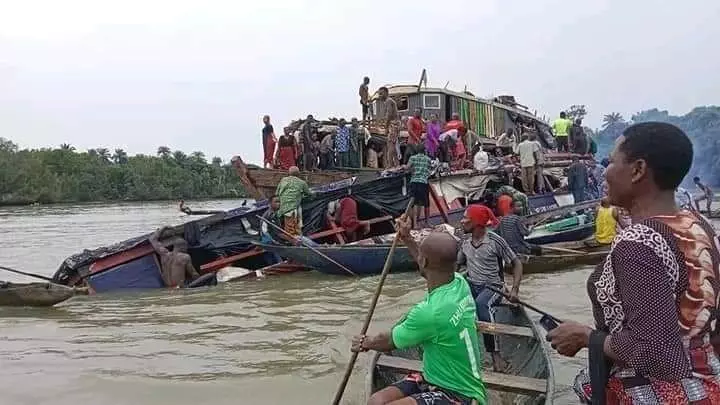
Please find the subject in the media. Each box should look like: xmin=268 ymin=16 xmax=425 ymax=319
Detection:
xmin=1 ymin=0 xmax=718 ymax=164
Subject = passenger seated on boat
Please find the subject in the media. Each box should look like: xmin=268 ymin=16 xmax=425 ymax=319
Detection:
xmin=352 ymin=217 xmax=487 ymax=405
xmin=260 ymin=195 xmax=284 ymax=244
xmin=498 ymin=201 xmax=541 ymax=256
xmin=594 ymin=198 xmax=618 ymax=245
xmin=335 ymin=197 xmax=370 ymax=242
xmin=149 ymin=226 xmax=200 ymax=288
xmin=457 ymin=204 xmax=523 ymax=373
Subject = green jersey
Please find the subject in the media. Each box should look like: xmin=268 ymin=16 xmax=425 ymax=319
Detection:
xmin=391 ymin=274 xmax=486 ymax=403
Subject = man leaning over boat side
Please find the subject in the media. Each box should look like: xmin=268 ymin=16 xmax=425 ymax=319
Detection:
xmin=352 ymin=215 xmax=487 ymax=405
xmin=276 ymin=166 xmax=314 ymax=236
xmin=149 ymin=226 xmax=200 ymax=288
xmin=457 ymin=204 xmax=523 ymax=372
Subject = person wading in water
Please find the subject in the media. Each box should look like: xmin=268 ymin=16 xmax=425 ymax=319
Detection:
xmin=353 ymin=215 xmax=487 ymax=405
xmin=149 ymin=227 xmax=200 ymax=288
xmin=548 ymin=122 xmax=720 ymax=404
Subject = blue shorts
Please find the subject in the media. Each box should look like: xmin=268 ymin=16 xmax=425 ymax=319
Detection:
xmin=392 ymin=373 xmax=474 ymax=405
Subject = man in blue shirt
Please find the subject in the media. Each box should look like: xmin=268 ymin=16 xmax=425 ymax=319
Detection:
xmin=335 ymin=119 xmax=351 ymax=168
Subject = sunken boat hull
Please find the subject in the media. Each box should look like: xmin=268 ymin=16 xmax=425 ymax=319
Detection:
xmin=367 ymin=305 xmax=554 ymax=404
xmin=0 ymin=282 xmax=75 ymax=307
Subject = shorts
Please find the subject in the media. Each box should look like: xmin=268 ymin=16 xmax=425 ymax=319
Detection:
xmin=409 ymin=182 xmax=430 ymax=207
xmin=392 ymin=373 xmax=475 ymax=405
xmin=361 ymin=102 xmax=369 ymax=116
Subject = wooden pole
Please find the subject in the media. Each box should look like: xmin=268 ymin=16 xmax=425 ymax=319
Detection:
xmin=330 ymin=198 xmax=415 ymax=405
xmin=0 ymin=266 xmax=55 ymax=282
xmin=540 ymin=245 xmax=586 ymax=255
xmin=256 ymin=216 xmax=358 ymax=277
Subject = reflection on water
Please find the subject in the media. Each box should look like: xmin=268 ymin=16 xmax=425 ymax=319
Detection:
xmin=2 ymin=200 xmax=705 ymax=404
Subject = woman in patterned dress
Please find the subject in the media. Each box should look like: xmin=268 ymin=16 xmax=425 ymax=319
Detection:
xmin=548 ymin=122 xmax=720 ymax=404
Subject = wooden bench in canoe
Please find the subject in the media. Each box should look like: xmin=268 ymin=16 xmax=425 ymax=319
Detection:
xmin=366 ymin=305 xmax=554 ymax=404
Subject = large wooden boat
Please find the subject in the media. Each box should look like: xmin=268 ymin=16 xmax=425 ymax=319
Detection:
xmin=0 ymin=282 xmax=75 ymax=307
xmin=367 ymin=305 xmax=554 ymax=404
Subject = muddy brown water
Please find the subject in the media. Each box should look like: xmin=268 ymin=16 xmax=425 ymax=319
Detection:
xmin=1 ymin=200 xmax=712 ymax=404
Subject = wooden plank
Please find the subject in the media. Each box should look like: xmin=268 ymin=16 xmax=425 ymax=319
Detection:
xmin=200 ymin=247 xmax=264 ymax=272
xmin=476 ymin=321 xmax=534 ymax=338
xmin=375 ymin=354 xmax=546 ymax=396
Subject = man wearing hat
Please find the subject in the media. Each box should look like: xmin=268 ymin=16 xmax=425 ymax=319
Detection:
xmin=457 ymin=204 xmax=524 ymax=372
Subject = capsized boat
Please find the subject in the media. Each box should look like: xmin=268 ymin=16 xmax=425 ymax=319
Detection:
xmin=367 ymin=305 xmax=554 ymax=404
xmin=0 ymin=282 xmax=75 ymax=307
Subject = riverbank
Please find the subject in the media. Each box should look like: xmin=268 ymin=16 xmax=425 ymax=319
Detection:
xmin=0 ymin=138 xmax=249 ymax=206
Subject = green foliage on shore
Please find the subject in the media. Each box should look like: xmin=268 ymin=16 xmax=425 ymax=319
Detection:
xmin=565 ymin=105 xmax=720 ymax=186
xmin=0 ymin=139 xmax=247 ymax=205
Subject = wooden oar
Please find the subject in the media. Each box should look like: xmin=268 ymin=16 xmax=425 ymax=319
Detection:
xmin=540 ymin=245 xmax=586 ymax=255
xmin=0 ymin=265 xmax=55 ymax=282
xmin=331 ymin=198 xmax=415 ymax=405
xmin=256 ymin=216 xmax=359 ymax=277
xmin=484 ymin=285 xmax=563 ymax=324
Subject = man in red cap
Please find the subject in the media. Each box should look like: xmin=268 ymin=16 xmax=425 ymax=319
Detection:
xmin=457 ymin=204 xmax=524 ymax=372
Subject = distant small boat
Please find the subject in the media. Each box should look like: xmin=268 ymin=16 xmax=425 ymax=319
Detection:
xmin=0 ymin=282 xmax=75 ymax=307
xmin=520 ymin=250 xmax=608 ymax=274
xmin=367 ymin=305 xmax=554 ymax=404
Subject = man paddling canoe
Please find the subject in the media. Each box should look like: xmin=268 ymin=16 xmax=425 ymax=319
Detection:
xmin=352 ymin=216 xmax=486 ymax=405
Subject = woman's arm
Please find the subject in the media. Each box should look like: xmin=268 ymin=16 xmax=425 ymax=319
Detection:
xmin=605 ymin=238 xmax=689 ymax=377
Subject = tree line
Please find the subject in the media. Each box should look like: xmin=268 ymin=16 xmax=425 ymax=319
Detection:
xmin=565 ymin=105 xmax=720 ymax=186
xmin=0 ymin=139 xmax=248 ymax=206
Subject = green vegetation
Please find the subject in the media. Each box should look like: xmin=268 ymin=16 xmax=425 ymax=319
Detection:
xmin=566 ymin=105 xmax=720 ymax=186
xmin=0 ymin=138 xmax=247 ymax=205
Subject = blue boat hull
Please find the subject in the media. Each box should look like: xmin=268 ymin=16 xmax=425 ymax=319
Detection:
xmin=253 ymin=242 xmax=418 ymax=276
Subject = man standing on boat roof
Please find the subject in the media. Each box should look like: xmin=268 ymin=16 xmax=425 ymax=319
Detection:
xmin=348 ymin=118 xmax=362 ymax=168
xmin=262 ymin=115 xmax=277 ymax=169
xmin=300 ymin=115 xmax=318 ymax=171
xmin=378 ymin=86 xmax=400 ymax=168
xmin=457 ymin=204 xmax=523 ymax=372
xmin=149 ymin=227 xmax=200 ymax=288
xmin=552 ymin=111 xmax=572 ymax=153
xmin=276 ymin=166 xmax=313 ymax=236
xmin=359 ymin=76 xmax=370 ymax=121
xmin=352 ymin=216 xmax=487 ymax=405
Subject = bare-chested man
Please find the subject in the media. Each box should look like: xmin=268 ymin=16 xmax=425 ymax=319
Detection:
xmin=149 ymin=226 xmax=200 ymax=288
xmin=378 ymin=86 xmax=400 ymax=168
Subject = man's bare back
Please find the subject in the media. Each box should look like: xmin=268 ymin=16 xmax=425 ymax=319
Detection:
xmin=150 ymin=227 xmax=200 ymax=288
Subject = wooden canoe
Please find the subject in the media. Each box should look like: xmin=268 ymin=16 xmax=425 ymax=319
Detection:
xmin=0 ymin=282 xmax=75 ymax=307
xmin=519 ymin=250 xmax=608 ymax=274
xmin=367 ymin=305 xmax=554 ymax=404
xmin=252 ymin=242 xmax=417 ymax=276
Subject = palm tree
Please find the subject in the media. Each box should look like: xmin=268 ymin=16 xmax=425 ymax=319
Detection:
xmin=211 ymin=157 xmax=222 ymax=166
xmin=87 ymin=149 xmax=98 ymax=157
xmin=157 ymin=146 xmax=171 ymax=158
xmin=59 ymin=143 xmax=75 ymax=151
xmin=190 ymin=151 xmax=206 ymax=163
xmin=172 ymin=150 xmax=187 ymax=164
xmin=95 ymin=148 xmax=111 ymax=162
xmin=602 ymin=113 xmax=624 ymax=129
xmin=113 ymin=148 xmax=129 ymax=164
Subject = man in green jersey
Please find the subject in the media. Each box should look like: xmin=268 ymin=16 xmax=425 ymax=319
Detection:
xmin=352 ymin=216 xmax=486 ymax=405
xmin=552 ymin=111 xmax=572 ymax=152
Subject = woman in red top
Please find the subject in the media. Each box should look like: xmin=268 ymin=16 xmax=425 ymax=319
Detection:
xmin=548 ymin=122 xmax=720 ymax=404
xmin=407 ymin=108 xmax=424 ymax=145
xmin=336 ymin=197 xmax=370 ymax=242
xmin=275 ymin=128 xmax=298 ymax=170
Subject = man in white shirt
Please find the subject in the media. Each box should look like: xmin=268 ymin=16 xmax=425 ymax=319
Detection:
xmin=516 ymin=133 xmax=540 ymax=195
xmin=473 ymin=147 xmax=489 ymax=171
xmin=438 ymin=128 xmax=459 ymax=164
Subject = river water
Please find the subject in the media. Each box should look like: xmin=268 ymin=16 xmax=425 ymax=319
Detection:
xmin=0 ymin=200 xmax=693 ymax=405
